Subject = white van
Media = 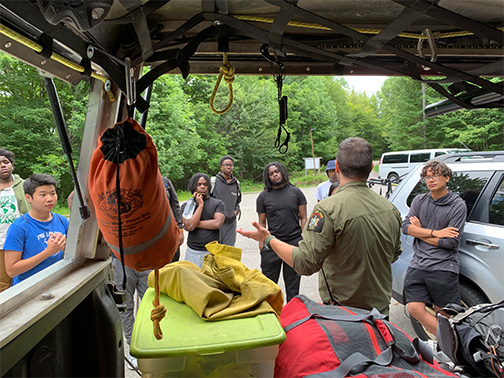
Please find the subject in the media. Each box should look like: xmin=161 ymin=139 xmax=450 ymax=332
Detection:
xmin=378 ymin=148 xmax=470 ymax=182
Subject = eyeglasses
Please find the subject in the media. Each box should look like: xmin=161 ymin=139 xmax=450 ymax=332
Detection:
xmin=222 ymin=163 xmax=234 ymax=167
xmin=421 ymin=174 xmax=443 ymax=182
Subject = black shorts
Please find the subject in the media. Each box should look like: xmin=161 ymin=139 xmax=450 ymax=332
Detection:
xmin=404 ymin=267 xmax=461 ymax=307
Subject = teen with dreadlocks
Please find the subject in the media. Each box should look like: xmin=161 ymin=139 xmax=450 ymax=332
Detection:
xmin=255 ymin=162 xmax=307 ymax=302
xmin=181 ymin=173 xmax=225 ymax=268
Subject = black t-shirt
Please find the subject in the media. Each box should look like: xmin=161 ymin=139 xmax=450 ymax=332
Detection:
xmin=256 ymin=184 xmax=307 ymax=241
xmin=181 ymin=197 xmax=225 ymax=250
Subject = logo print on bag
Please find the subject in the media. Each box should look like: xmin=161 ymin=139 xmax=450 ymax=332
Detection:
xmin=97 ymin=189 xmax=143 ymax=219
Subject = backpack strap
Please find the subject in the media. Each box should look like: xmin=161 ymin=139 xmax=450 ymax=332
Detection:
xmin=236 ymin=178 xmax=241 ymax=203
xmin=210 ymin=176 xmax=216 ymax=196
xmin=284 ymin=307 xmax=386 ymax=332
xmin=310 ymin=346 xmax=394 ymax=378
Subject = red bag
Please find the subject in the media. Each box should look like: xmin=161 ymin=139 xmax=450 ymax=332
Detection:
xmin=88 ymin=118 xmax=178 ymax=271
xmin=275 ymin=295 xmax=457 ymax=378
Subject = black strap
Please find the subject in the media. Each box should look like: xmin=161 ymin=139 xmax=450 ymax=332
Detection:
xmin=268 ymin=0 xmax=297 ymax=52
xmin=321 ymin=267 xmax=338 ymax=306
xmin=116 ymin=0 xmax=171 ymax=60
xmin=350 ymin=7 xmax=421 ymax=58
xmin=37 ymin=33 xmax=53 ymax=59
xmin=115 ymin=140 xmax=127 ymax=291
xmin=392 ymin=0 xmax=504 ymax=44
xmin=260 ymin=44 xmax=291 ymax=154
xmin=408 ymin=61 xmax=479 ymax=111
xmin=79 ymin=57 xmax=92 ymax=78
xmin=151 ymin=13 xmax=205 ymax=52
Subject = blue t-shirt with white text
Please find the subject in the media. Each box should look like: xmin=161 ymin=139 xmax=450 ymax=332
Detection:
xmin=4 ymin=212 xmax=69 ymax=285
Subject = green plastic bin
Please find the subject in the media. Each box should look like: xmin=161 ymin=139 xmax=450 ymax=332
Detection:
xmin=131 ymin=288 xmax=286 ymax=377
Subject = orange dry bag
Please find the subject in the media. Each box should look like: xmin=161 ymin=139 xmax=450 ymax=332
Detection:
xmin=88 ymin=118 xmax=178 ymax=271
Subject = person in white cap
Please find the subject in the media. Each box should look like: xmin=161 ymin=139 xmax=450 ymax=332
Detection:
xmin=315 ymin=160 xmax=338 ymax=202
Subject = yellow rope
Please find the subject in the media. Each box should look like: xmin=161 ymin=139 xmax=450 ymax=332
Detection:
xmin=209 ymin=52 xmax=235 ymax=114
xmin=150 ymin=268 xmax=166 ymax=340
xmin=0 ymin=24 xmax=114 ymax=101
xmin=233 ymin=14 xmax=504 ymax=40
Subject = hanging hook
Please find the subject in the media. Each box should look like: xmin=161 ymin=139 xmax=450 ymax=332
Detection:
xmin=417 ymin=28 xmax=437 ymax=71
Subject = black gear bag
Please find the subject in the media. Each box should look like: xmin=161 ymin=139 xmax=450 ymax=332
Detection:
xmin=437 ymin=300 xmax=504 ymax=377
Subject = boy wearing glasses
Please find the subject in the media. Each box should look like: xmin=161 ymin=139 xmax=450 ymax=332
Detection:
xmin=402 ymin=160 xmax=467 ymax=335
xmin=211 ymin=155 xmax=241 ymax=246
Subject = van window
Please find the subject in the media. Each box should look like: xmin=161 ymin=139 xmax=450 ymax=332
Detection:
xmin=410 ymin=153 xmax=431 ymax=163
xmin=406 ymin=171 xmax=492 ymax=219
xmin=435 ymin=151 xmax=448 ymax=157
xmin=383 ymin=154 xmax=408 ymax=164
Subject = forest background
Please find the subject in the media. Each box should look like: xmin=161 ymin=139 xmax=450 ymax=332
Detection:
xmin=0 ymin=51 xmax=502 ymax=207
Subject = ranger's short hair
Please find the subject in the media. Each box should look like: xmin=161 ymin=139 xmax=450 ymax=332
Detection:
xmin=336 ymin=137 xmax=373 ymax=180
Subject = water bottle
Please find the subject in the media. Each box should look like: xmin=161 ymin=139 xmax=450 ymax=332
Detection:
xmin=183 ymin=197 xmax=197 ymax=219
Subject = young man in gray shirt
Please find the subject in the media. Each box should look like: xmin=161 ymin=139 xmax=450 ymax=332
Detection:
xmin=402 ymin=160 xmax=467 ymax=335
xmin=211 ymin=155 xmax=241 ymax=246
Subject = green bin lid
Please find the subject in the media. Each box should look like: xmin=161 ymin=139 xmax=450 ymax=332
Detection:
xmin=131 ymin=288 xmax=286 ymax=358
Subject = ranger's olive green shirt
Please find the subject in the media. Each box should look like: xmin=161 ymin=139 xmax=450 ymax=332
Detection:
xmin=292 ymin=181 xmax=402 ymax=314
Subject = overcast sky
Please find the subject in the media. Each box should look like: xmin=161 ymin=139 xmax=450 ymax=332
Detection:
xmin=344 ymin=76 xmax=387 ymax=96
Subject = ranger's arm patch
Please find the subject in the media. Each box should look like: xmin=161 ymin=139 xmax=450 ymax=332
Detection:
xmin=307 ymin=210 xmax=324 ymax=232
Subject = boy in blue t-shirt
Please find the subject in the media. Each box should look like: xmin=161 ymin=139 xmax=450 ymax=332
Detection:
xmin=4 ymin=174 xmax=68 ymax=285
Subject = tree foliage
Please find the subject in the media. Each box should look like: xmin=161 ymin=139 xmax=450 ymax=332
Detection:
xmin=379 ymin=76 xmax=503 ymax=151
xmin=1 ymin=51 xmax=501 ymax=205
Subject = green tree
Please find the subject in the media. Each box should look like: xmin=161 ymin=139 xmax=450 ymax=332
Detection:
xmin=348 ymin=91 xmax=388 ymax=158
xmin=0 ymin=52 xmax=88 ymax=200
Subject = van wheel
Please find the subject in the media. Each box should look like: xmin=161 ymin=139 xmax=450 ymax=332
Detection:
xmin=409 ymin=282 xmax=488 ymax=341
xmin=388 ymin=173 xmax=400 ymax=184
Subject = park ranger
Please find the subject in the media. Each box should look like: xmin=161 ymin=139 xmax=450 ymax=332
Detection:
xmin=238 ymin=137 xmax=402 ymax=315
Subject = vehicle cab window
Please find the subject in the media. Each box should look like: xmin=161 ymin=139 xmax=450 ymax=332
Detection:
xmin=489 ymin=177 xmax=504 ymax=226
xmin=406 ymin=170 xmax=492 ymax=220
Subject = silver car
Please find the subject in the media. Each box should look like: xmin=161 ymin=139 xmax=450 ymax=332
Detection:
xmin=389 ymin=152 xmax=504 ymax=339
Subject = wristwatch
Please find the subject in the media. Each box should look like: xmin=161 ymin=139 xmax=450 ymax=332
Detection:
xmin=264 ymin=235 xmax=276 ymax=248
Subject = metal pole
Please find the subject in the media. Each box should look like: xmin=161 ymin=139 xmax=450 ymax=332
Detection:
xmin=310 ymin=128 xmax=316 ymax=175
